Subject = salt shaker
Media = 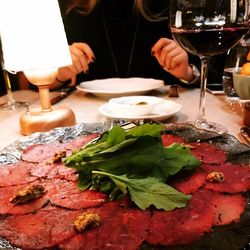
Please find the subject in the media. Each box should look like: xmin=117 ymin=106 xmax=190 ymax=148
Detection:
xmin=243 ymin=101 xmax=250 ymax=127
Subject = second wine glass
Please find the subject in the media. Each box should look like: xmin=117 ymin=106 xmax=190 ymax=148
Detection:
xmin=170 ymin=0 xmax=250 ymax=134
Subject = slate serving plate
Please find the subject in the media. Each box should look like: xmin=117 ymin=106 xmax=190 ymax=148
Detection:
xmin=0 ymin=122 xmax=250 ymax=250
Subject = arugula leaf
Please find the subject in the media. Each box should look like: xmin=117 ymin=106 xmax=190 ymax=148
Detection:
xmin=159 ymin=143 xmax=200 ymax=177
xmin=92 ymin=171 xmax=191 ymax=210
xmin=106 ymin=125 xmax=127 ymax=146
xmin=77 ymin=170 xmax=92 ymax=190
xmin=66 ymin=124 xmax=164 ymax=164
xmin=64 ymin=124 xmax=201 ymax=211
xmin=126 ymin=123 xmax=165 ymax=137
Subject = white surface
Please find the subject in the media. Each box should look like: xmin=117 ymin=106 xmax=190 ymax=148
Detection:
xmin=99 ymin=100 xmax=182 ymax=121
xmin=109 ymin=96 xmax=165 ymax=116
xmin=0 ymin=88 xmax=245 ymax=151
xmin=77 ymin=78 xmax=164 ymax=99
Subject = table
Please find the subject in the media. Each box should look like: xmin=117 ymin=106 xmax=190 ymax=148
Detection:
xmin=0 ymin=86 xmax=246 ymax=151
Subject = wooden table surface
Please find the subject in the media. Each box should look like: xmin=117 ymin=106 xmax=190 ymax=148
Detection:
xmin=0 ymin=86 xmax=247 ymax=151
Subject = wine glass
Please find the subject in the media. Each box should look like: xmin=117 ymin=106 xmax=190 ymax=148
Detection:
xmin=170 ymin=0 xmax=250 ymax=134
xmin=0 ymin=69 xmax=29 ymax=110
xmin=0 ymin=40 xmax=28 ymax=111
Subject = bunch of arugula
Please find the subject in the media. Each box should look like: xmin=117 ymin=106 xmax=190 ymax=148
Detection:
xmin=64 ymin=123 xmax=200 ymax=211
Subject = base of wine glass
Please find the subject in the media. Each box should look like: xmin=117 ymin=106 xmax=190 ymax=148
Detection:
xmin=0 ymin=101 xmax=30 ymax=111
xmin=191 ymin=120 xmax=228 ymax=135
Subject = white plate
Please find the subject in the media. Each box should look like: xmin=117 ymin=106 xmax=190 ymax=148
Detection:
xmin=99 ymin=100 xmax=182 ymax=121
xmin=109 ymin=96 xmax=165 ymax=116
xmin=77 ymin=78 xmax=164 ymax=99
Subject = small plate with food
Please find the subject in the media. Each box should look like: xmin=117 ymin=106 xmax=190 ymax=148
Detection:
xmin=99 ymin=97 xmax=181 ymax=121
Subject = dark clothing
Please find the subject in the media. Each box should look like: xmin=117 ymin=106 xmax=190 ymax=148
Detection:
xmin=59 ymin=0 xmax=205 ymax=87
xmin=0 ymin=66 xmax=20 ymax=97
xmin=0 ymin=68 xmax=5 ymax=96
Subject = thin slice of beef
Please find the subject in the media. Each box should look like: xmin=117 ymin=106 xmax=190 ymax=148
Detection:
xmin=212 ymin=192 xmax=246 ymax=226
xmin=0 ymin=206 xmax=82 ymax=250
xmin=21 ymin=143 xmax=66 ymax=163
xmin=49 ymin=179 xmax=107 ymax=210
xmin=170 ymin=162 xmax=250 ymax=195
xmin=189 ymin=142 xmax=227 ymax=164
xmin=169 ymin=167 xmax=206 ymax=194
xmin=64 ymin=133 xmax=99 ymax=151
xmin=147 ymin=189 xmax=215 ymax=246
xmin=59 ymin=201 xmax=151 ymax=250
xmin=0 ymin=162 xmax=38 ymax=187
xmin=31 ymin=162 xmax=78 ymax=182
xmin=202 ymin=163 xmax=250 ymax=193
xmin=161 ymin=134 xmax=185 ymax=147
xmin=0 ymin=180 xmax=52 ymax=215
xmin=21 ymin=134 xmax=100 ymax=164
xmin=51 ymin=163 xmax=78 ymax=181
xmin=29 ymin=162 xmax=53 ymax=178
xmin=0 ymin=178 xmax=106 ymax=215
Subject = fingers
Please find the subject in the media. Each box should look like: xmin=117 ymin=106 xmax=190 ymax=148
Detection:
xmin=56 ymin=43 xmax=95 ymax=82
xmin=152 ymin=38 xmax=187 ymax=70
xmin=72 ymin=42 xmax=95 ymax=64
xmin=152 ymin=38 xmax=193 ymax=80
xmin=70 ymin=42 xmax=95 ymax=74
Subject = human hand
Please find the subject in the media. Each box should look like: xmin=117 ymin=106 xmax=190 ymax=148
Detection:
xmin=56 ymin=42 xmax=95 ymax=83
xmin=151 ymin=38 xmax=194 ymax=82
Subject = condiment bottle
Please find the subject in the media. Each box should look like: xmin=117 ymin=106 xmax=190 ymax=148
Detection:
xmin=243 ymin=101 xmax=250 ymax=127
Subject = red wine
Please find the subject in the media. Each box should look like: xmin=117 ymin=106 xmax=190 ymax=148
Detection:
xmin=171 ymin=27 xmax=249 ymax=57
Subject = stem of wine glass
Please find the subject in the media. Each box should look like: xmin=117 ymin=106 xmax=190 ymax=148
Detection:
xmin=195 ymin=56 xmax=210 ymax=126
xmin=3 ymin=70 xmax=16 ymax=110
xmin=1 ymin=70 xmax=30 ymax=111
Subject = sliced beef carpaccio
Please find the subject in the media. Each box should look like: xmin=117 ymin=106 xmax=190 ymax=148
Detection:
xmin=0 ymin=200 xmax=150 ymax=250
xmin=0 ymin=162 xmax=38 ymax=187
xmin=202 ymin=162 xmax=250 ymax=193
xmin=161 ymin=134 xmax=185 ymax=147
xmin=21 ymin=133 xmax=99 ymax=163
xmin=161 ymin=134 xmax=227 ymax=164
xmin=169 ymin=167 xmax=206 ymax=194
xmin=169 ymin=161 xmax=250 ymax=195
xmin=0 ymin=131 xmax=249 ymax=249
xmin=0 ymin=178 xmax=107 ymax=216
xmin=189 ymin=141 xmax=227 ymax=164
xmin=0 ymin=206 xmax=83 ymax=250
xmin=147 ymin=189 xmax=215 ymax=246
xmin=0 ymin=180 xmax=49 ymax=215
xmin=48 ymin=178 xmax=107 ymax=210
xmin=147 ymin=189 xmax=246 ymax=246
xmin=212 ymin=192 xmax=246 ymax=226
xmin=30 ymin=162 xmax=78 ymax=182
xmin=59 ymin=201 xmax=151 ymax=250
xmin=21 ymin=143 xmax=67 ymax=163
xmin=64 ymin=133 xmax=99 ymax=152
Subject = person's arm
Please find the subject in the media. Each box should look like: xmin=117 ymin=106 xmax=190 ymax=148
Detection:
xmin=151 ymin=38 xmax=200 ymax=84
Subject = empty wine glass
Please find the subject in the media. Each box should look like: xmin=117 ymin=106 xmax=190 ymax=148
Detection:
xmin=0 ymin=69 xmax=29 ymax=110
xmin=170 ymin=0 xmax=250 ymax=134
xmin=0 ymin=38 xmax=28 ymax=111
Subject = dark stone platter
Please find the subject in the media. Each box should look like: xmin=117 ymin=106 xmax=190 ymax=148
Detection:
xmin=0 ymin=122 xmax=250 ymax=250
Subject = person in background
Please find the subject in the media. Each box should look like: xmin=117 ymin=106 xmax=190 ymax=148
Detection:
xmin=54 ymin=0 xmax=202 ymax=89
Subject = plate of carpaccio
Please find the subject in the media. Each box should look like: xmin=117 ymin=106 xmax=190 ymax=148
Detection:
xmin=0 ymin=122 xmax=249 ymax=250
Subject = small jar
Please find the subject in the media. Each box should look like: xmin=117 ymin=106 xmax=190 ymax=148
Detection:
xmin=243 ymin=101 xmax=250 ymax=127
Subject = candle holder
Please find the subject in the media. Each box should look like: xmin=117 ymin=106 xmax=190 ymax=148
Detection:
xmin=0 ymin=0 xmax=76 ymax=135
xmin=19 ymin=69 xmax=75 ymax=135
